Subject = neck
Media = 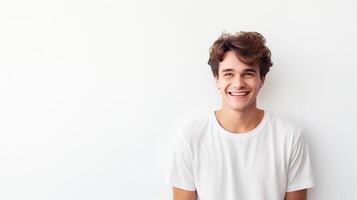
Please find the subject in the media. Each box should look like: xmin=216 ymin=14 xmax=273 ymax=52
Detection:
xmin=215 ymin=107 xmax=264 ymax=134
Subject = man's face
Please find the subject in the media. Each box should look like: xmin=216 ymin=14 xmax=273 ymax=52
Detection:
xmin=215 ymin=51 xmax=264 ymax=113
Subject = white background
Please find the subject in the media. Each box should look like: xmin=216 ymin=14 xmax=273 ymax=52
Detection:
xmin=1 ymin=0 xmax=356 ymax=199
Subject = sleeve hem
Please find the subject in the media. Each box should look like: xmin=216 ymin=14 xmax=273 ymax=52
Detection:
xmin=169 ymin=183 xmax=196 ymax=191
xmin=287 ymin=182 xmax=315 ymax=192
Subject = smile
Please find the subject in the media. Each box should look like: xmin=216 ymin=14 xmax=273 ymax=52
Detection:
xmin=228 ymin=92 xmax=250 ymax=96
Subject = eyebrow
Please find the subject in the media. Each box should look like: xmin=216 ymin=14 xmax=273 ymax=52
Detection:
xmin=221 ymin=68 xmax=234 ymax=73
xmin=243 ymin=69 xmax=257 ymax=73
xmin=221 ymin=68 xmax=257 ymax=73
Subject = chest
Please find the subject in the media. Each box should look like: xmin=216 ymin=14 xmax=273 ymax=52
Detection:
xmin=192 ymin=136 xmax=288 ymax=198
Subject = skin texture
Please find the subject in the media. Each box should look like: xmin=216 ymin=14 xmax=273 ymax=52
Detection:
xmin=173 ymin=187 xmax=196 ymax=200
xmin=284 ymin=189 xmax=307 ymax=200
xmin=172 ymin=51 xmax=309 ymax=200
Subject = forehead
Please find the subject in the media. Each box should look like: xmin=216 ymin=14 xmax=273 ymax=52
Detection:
xmin=219 ymin=51 xmax=258 ymax=72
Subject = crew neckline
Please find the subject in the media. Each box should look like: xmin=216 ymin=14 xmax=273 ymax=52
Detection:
xmin=212 ymin=110 xmax=269 ymax=139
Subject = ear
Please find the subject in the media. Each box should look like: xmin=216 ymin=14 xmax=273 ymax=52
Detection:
xmin=215 ymin=75 xmax=220 ymax=89
xmin=259 ymin=76 xmax=265 ymax=88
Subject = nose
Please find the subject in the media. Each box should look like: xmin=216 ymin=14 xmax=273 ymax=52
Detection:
xmin=231 ymin=76 xmax=246 ymax=89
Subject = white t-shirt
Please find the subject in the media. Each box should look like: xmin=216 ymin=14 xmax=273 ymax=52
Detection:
xmin=168 ymin=111 xmax=315 ymax=200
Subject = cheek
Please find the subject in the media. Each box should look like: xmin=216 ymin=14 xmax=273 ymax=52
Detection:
xmin=248 ymin=81 xmax=262 ymax=91
xmin=217 ymin=79 xmax=229 ymax=87
xmin=253 ymin=78 xmax=263 ymax=86
xmin=223 ymin=78 xmax=232 ymax=84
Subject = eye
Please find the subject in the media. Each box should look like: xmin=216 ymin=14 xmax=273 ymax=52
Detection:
xmin=243 ymin=73 xmax=254 ymax=78
xmin=224 ymin=73 xmax=234 ymax=77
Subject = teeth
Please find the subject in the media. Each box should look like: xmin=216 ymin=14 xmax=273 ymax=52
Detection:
xmin=230 ymin=92 xmax=247 ymax=96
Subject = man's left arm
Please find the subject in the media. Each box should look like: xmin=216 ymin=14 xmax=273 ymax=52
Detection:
xmin=284 ymin=189 xmax=307 ymax=200
xmin=286 ymin=129 xmax=315 ymax=198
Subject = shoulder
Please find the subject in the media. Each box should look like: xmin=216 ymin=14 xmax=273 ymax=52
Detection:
xmin=178 ymin=113 xmax=212 ymax=145
xmin=265 ymin=111 xmax=309 ymax=157
xmin=267 ymin=111 xmax=304 ymax=139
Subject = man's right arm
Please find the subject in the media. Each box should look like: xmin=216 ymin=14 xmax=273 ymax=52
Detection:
xmin=173 ymin=187 xmax=197 ymax=200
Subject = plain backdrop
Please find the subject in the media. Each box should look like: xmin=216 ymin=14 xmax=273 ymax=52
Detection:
xmin=1 ymin=0 xmax=356 ymax=199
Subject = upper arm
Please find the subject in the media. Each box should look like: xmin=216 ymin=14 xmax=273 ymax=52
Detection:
xmin=168 ymin=133 xmax=196 ymax=194
xmin=286 ymin=129 xmax=315 ymax=192
xmin=284 ymin=189 xmax=307 ymax=200
xmin=173 ymin=187 xmax=197 ymax=200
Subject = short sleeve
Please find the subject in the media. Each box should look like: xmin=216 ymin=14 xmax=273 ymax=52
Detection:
xmin=287 ymin=129 xmax=315 ymax=192
xmin=167 ymin=132 xmax=196 ymax=191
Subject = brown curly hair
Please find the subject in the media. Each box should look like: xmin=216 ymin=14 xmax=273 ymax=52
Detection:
xmin=208 ymin=31 xmax=273 ymax=79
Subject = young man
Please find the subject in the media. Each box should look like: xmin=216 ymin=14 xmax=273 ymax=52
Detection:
xmin=168 ymin=32 xmax=315 ymax=200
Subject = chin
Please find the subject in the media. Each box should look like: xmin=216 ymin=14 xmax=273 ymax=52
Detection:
xmin=231 ymin=107 xmax=248 ymax=112
xmin=227 ymin=102 xmax=254 ymax=112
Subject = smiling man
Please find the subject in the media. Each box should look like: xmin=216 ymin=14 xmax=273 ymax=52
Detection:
xmin=168 ymin=32 xmax=315 ymax=200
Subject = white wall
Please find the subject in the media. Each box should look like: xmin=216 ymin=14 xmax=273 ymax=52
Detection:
xmin=1 ymin=0 xmax=356 ymax=199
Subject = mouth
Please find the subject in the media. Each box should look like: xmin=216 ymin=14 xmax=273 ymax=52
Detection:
xmin=228 ymin=91 xmax=250 ymax=97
